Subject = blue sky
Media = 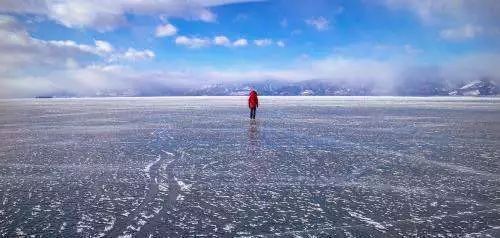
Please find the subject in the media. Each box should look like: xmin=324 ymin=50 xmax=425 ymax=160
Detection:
xmin=1 ymin=0 xmax=499 ymax=97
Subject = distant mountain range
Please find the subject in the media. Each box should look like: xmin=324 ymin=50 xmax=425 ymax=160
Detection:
xmin=37 ymin=78 xmax=499 ymax=98
xmin=186 ymin=79 xmax=498 ymax=97
xmin=186 ymin=80 xmax=374 ymax=96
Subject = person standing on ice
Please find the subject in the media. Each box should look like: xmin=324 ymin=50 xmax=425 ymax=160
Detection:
xmin=248 ymin=89 xmax=259 ymax=119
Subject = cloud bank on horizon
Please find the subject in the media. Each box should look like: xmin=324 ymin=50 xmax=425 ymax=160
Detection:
xmin=0 ymin=0 xmax=500 ymax=97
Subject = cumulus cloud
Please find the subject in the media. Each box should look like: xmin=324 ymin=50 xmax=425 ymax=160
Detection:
xmin=0 ymin=0 xmax=261 ymax=31
xmin=0 ymin=14 xmax=154 ymax=79
xmin=0 ymin=15 xmax=110 ymax=71
xmin=126 ymin=48 xmax=155 ymax=60
xmin=0 ymin=0 xmax=47 ymax=14
xmin=111 ymin=48 xmax=155 ymax=61
xmin=305 ymin=17 xmax=329 ymax=31
xmin=176 ymin=35 xmax=278 ymax=48
xmin=175 ymin=36 xmax=211 ymax=48
xmin=155 ymin=23 xmax=178 ymax=37
xmin=233 ymin=38 xmax=248 ymax=47
xmin=213 ymin=35 xmax=231 ymax=46
xmin=254 ymin=39 xmax=273 ymax=47
xmin=46 ymin=40 xmax=115 ymax=56
xmin=95 ymin=40 xmax=114 ymax=53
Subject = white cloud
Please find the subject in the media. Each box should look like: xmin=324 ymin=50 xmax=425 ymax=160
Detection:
xmin=0 ymin=15 xmax=113 ymax=70
xmin=175 ymin=36 xmax=211 ymax=48
xmin=254 ymin=39 xmax=273 ymax=47
xmin=95 ymin=40 xmax=114 ymax=53
xmin=440 ymin=53 xmax=500 ymax=83
xmin=47 ymin=40 xmax=115 ymax=56
xmin=381 ymin=0 xmax=500 ymax=39
xmin=1 ymin=56 xmax=400 ymax=97
xmin=379 ymin=0 xmax=500 ymax=42
xmin=233 ymin=38 xmax=248 ymax=47
xmin=112 ymin=48 xmax=155 ymax=61
xmin=155 ymin=23 xmax=178 ymax=37
xmin=0 ymin=0 xmax=46 ymax=14
xmin=440 ymin=24 xmax=483 ymax=40
xmin=175 ymin=35 xmax=278 ymax=48
xmin=276 ymin=40 xmax=285 ymax=47
xmin=0 ymin=14 xmax=155 ymax=78
xmin=305 ymin=17 xmax=329 ymax=31
xmin=0 ymin=0 xmax=261 ymax=31
xmin=3 ymin=51 xmax=500 ymax=98
xmin=213 ymin=35 xmax=230 ymax=46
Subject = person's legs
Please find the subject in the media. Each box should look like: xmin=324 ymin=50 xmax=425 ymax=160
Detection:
xmin=252 ymin=108 xmax=256 ymax=119
xmin=250 ymin=107 xmax=256 ymax=119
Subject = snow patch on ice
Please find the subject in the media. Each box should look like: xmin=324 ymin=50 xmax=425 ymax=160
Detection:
xmin=464 ymin=226 xmax=500 ymax=238
xmin=159 ymin=183 xmax=169 ymax=192
xmin=32 ymin=205 xmax=41 ymax=216
xmin=175 ymin=177 xmax=192 ymax=192
xmin=348 ymin=211 xmax=386 ymax=231
xmin=104 ymin=216 xmax=116 ymax=232
xmin=161 ymin=150 xmax=175 ymax=156
xmin=176 ymin=194 xmax=185 ymax=201
xmin=153 ymin=206 xmax=163 ymax=214
xmin=126 ymin=225 xmax=141 ymax=231
xmin=59 ymin=222 xmax=67 ymax=232
xmin=223 ymin=223 xmax=235 ymax=232
xmin=15 ymin=228 xmax=26 ymax=236
xmin=137 ymin=219 xmax=147 ymax=226
xmin=144 ymin=155 xmax=161 ymax=178
xmin=140 ymin=212 xmax=154 ymax=219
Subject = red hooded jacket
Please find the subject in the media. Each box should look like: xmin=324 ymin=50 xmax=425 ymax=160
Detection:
xmin=248 ymin=90 xmax=259 ymax=108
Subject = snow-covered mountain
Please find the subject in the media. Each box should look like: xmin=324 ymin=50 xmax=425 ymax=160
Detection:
xmin=187 ymin=80 xmax=375 ymax=96
xmin=190 ymin=79 xmax=498 ymax=96
xmin=37 ymin=79 xmax=499 ymax=98
xmin=449 ymin=79 xmax=498 ymax=96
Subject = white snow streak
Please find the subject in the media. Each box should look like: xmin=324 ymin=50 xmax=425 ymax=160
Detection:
xmin=144 ymin=155 xmax=161 ymax=178
xmin=348 ymin=211 xmax=386 ymax=230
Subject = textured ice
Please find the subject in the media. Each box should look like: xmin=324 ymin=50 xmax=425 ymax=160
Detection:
xmin=0 ymin=96 xmax=499 ymax=237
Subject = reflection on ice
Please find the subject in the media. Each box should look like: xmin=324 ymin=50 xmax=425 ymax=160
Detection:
xmin=247 ymin=119 xmax=261 ymax=152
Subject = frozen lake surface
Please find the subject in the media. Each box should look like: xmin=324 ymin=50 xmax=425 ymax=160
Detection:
xmin=0 ymin=96 xmax=499 ymax=237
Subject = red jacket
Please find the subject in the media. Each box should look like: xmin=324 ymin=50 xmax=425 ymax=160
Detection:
xmin=248 ymin=90 xmax=259 ymax=108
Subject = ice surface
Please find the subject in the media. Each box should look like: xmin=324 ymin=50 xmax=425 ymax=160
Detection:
xmin=0 ymin=96 xmax=499 ymax=237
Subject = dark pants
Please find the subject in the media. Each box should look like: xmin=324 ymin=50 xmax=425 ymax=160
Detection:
xmin=250 ymin=107 xmax=256 ymax=119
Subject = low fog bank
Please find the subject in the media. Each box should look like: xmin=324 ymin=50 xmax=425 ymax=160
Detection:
xmin=1 ymin=54 xmax=500 ymax=98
